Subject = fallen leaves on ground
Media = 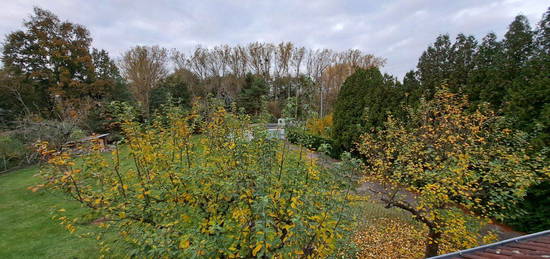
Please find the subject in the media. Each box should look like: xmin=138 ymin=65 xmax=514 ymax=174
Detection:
xmin=354 ymin=217 xmax=426 ymax=259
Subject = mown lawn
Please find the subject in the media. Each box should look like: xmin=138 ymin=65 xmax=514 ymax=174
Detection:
xmin=0 ymin=167 xmax=100 ymax=259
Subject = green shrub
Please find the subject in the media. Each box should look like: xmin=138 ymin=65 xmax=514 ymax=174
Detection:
xmin=0 ymin=134 xmax=27 ymax=171
xmin=506 ymin=180 xmax=550 ymax=233
xmin=83 ymin=101 xmax=139 ymax=139
xmin=286 ymin=127 xmax=338 ymax=158
xmin=305 ymin=114 xmax=333 ymax=138
xmin=14 ymin=119 xmax=86 ymax=151
xmin=0 ymin=118 xmax=88 ymax=171
xmin=37 ymin=105 xmax=359 ymax=258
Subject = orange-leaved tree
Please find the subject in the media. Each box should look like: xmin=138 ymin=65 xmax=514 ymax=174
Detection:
xmin=357 ymin=88 xmax=548 ymax=257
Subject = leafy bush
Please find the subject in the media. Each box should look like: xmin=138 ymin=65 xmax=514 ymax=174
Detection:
xmin=0 ymin=134 xmax=27 ymax=171
xmin=1 ymin=116 xmax=88 ymax=171
xmin=0 ymin=116 xmax=87 ymax=171
xmin=37 ymin=105 xmax=358 ymax=258
xmin=506 ymin=180 xmax=550 ymax=233
xmin=357 ymin=89 xmax=545 ymax=257
xmin=306 ymin=114 xmax=333 ymax=138
xmin=286 ymin=127 xmax=337 ymax=157
xmin=14 ymin=117 xmax=86 ymax=151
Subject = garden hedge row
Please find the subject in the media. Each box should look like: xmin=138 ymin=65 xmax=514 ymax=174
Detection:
xmin=286 ymin=127 xmax=339 ymax=158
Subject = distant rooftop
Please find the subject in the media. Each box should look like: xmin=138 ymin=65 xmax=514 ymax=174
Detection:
xmin=429 ymin=229 xmax=550 ymax=259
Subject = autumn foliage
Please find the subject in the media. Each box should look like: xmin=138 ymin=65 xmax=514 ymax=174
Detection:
xmin=357 ymin=88 xmax=548 ymax=257
xmin=306 ymin=113 xmax=333 ymax=138
xmin=354 ymin=218 xmax=426 ymax=259
xmin=36 ymin=103 xmax=357 ymax=258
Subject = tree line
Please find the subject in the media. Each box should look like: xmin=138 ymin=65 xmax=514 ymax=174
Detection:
xmin=0 ymin=5 xmax=548 ymax=258
xmin=409 ymin=12 xmax=549 ymax=148
xmin=334 ymin=9 xmax=549 ymax=152
xmin=0 ymin=7 xmax=385 ymax=129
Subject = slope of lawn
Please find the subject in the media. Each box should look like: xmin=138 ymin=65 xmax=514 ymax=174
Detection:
xmin=0 ymin=167 xmax=100 ymax=259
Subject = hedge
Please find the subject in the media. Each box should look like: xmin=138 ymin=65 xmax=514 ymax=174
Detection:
xmin=286 ymin=127 xmax=339 ymax=158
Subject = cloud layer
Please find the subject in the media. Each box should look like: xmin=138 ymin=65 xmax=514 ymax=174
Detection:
xmin=1 ymin=0 xmax=547 ymax=78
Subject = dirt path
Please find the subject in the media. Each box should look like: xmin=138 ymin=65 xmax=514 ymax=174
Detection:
xmin=286 ymin=142 xmax=524 ymax=240
xmin=286 ymin=142 xmax=420 ymax=205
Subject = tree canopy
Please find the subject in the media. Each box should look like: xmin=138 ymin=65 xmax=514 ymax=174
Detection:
xmin=2 ymin=7 xmax=120 ymax=120
xmin=358 ymin=89 xmax=546 ymax=257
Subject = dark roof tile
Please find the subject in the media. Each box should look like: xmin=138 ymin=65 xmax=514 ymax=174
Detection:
xmin=429 ymin=230 xmax=550 ymax=259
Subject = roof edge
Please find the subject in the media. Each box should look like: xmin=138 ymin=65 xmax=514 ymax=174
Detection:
xmin=428 ymin=229 xmax=550 ymax=259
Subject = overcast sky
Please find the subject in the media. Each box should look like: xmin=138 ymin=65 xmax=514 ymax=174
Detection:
xmin=1 ymin=0 xmax=547 ymax=78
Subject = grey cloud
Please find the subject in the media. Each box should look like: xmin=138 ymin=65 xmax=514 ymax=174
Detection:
xmin=0 ymin=0 xmax=547 ymax=78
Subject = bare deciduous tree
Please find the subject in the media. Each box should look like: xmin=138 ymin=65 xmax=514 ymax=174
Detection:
xmin=170 ymin=42 xmax=385 ymax=116
xmin=119 ymin=46 xmax=169 ymax=118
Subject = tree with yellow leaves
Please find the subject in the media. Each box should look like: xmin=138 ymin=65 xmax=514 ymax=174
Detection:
xmin=357 ymin=88 xmax=547 ymax=257
xmin=36 ymin=101 xmax=358 ymax=258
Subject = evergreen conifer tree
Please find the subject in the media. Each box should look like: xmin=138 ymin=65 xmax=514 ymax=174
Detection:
xmin=333 ymin=67 xmax=388 ymax=153
xmin=237 ymin=74 xmax=268 ymax=116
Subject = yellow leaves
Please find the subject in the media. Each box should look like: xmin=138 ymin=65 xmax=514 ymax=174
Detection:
xmin=290 ymin=196 xmax=301 ymax=209
xmin=27 ymin=184 xmax=44 ymax=192
xmin=181 ymin=193 xmax=193 ymax=202
xmin=180 ymin=214 xmax=191 ymax=223
xmin=354 ymin=218 xmax=426 ymax=259
xmin=305 ymin=113 xmax=333 ymax=137
xmin=252 ymin=243 xmax=262 ymax=256
xmin=481 ymin=231 xmax=498 ymax=245
xmin=272 ymin=190 xmax=281 ymax=200
xmin=309 ymin=215 xmax=322 ymax=222
xmin=60 ymin=174 xmax=70 ymax=182
xmin=232 ymin=207 xmax=250 ymax=223
xmin=282 ymin=223 xmax=295 ymax=232
xmin=307 ymin=166 xmax=320 ymax=180
xmin=225 ymin=141 xmax=236 ymax=150
xmin=34 ymin=102 xmax=357 ymax=258
xmin=447 ymin=135 xmax=457 ymax=143
xmin=47 ymin=155 xmax=71 ymax=166
xmin=65 ymin=223 xmax=76 ymax=233
xmin=179 ymin=239 xmax=190 ymax=249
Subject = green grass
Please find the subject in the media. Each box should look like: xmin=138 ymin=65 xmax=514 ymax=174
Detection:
xmin=0 ymin=167 xmax=100 ymax=259
xmin=0 ymin=139 xmax=417 ymax=258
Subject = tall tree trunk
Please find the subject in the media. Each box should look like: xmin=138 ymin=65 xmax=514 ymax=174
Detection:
xmin=143 ymin=92 xmax=151 ymax=119
xmin=295 ymin=85 xmax=300 ymax=119
xmin=320 ymin=85 xmax=324 ymax=117
xmin=425 ymin=228 xmax=441 ymax=258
